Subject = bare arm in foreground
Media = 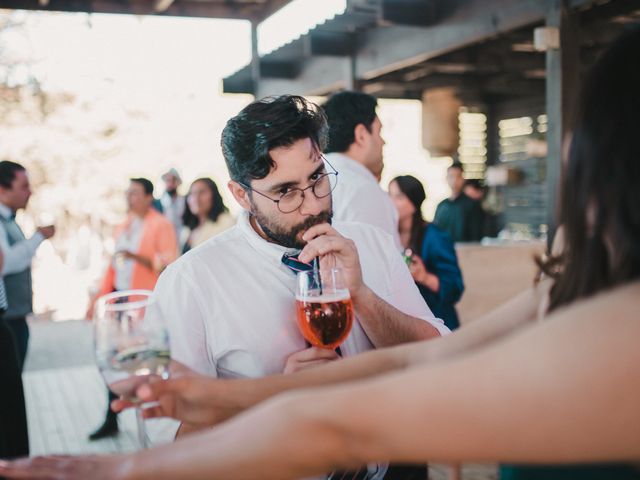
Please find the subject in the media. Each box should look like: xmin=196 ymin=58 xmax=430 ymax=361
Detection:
xmin=113 ymin=282 xmax=544 ymax=428
xmin=5 ymin=281 xmax=637 ymax=480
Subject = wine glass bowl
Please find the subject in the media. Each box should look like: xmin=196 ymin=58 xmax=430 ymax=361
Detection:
xmin=295 ymin=268 xmax=353 ymax=350
xmin=93 ymin=289 xmax=169 ymax=448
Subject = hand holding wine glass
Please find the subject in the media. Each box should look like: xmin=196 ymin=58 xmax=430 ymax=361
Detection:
xmin=93 ymin=290 xmax=170 ymax=449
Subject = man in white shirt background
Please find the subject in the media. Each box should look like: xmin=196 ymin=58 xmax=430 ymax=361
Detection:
xmin=323 ymin=91 xmax=401 ymax=248
xmin=0 ymin=161 xmax=55 ymax=371
xmin=159 ymin=167 xmax=185 ymax=239
xmin=150 ymin=97 xmax=447 ymax=478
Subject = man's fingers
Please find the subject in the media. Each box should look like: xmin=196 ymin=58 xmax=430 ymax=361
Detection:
xmin=136 ymin=377 xmax=183 ymax=402
xmin=304 ymin=347 xmax=341 ymax=361
xmin=301 ymin=223 xmax=338 ymax=242
xmin=288 ymin=347 xmax=340 ymax=362
xmin=141 ymin=405 xmax=165 ymax=419
xmin=299 ymin=236 xmax=351 ymax=263
xmin=110 ymin=398 xmax=134 ymax=413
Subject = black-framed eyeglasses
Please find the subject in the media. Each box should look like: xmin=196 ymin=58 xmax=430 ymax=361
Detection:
xmin=239 ymin=156 xmax=339 ymax=214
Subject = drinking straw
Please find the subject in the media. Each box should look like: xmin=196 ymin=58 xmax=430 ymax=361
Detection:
xmin=312 ymin=256 xmax=322 ymax=295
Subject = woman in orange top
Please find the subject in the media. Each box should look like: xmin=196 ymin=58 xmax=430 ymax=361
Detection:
xmin=87 ymin=177 xmax=177 ymax=441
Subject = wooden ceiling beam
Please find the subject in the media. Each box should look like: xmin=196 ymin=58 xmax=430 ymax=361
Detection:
xmin=0 ymin=0 xmax=291 ymax=20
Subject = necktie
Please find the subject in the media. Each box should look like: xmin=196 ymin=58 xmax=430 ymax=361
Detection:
xmin=281 ymin=251 xmax=316 ymax=273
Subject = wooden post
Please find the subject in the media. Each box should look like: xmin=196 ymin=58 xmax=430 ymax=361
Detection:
xmin=545 ymin=0 xmax=579 ymax=248
xmin=250 ymin=20 xmax=260 ymax=97
xmin=485 ymin=100 xmax=499 ymax=166
xmin=346 ymin=54 xmax=357 ymax=91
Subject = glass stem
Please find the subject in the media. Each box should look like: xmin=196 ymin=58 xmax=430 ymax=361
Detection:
xmin=135 ymin=407 xmax=149 ymax=449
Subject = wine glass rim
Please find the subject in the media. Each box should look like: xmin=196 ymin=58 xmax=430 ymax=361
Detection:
xmin=97 ymin=289 xmax=154 ymax=312
xmin=296 ymin=267 xmax=342 ymax=277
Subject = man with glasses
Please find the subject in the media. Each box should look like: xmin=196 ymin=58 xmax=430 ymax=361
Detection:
xmin=151 ymin=97 xmax=447 ymax=462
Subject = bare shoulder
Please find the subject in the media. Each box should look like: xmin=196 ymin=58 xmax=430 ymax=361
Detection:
xmin=547 ymin=280 xmax=640 ymax=325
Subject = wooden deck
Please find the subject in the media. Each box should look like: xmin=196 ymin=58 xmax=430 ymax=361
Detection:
xmin=24 ymin=365 xmax=140 ymax=455
xmin=23 ymin=319 xmax=178 ymax=455
xmin=22 ymin=319 xmax=497 ymax=479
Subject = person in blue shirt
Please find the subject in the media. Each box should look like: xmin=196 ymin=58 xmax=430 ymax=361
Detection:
xmin=389 ymin=175 xmax=464 ymax=330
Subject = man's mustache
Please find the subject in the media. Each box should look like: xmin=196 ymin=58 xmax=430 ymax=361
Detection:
xmin=295 ymin=211 xmax=333 ymax=238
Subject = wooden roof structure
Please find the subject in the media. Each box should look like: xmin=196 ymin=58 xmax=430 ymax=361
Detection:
xmin=221 ymin=0 xmax=639 ymax=242
xmin=223 ymin=0 xmax=640 ymax=99
xmin=0 ymin=0 xmax=291 ymax=20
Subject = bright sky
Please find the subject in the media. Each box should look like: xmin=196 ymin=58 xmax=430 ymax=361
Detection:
xmin=2 ymin=0 xmax=346 ymax=95
xmin=258 ymin=0 xmax=346 ymax=54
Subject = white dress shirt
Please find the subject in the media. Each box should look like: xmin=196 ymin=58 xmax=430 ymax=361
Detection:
xmin=160 ymin=192 xmax=185 ymax=237
xmin=151 ymin=210 xmax=448 ymax=378
xmin=0 ymin=202 xmax=43 ymax=276
xmin=325 ymin=152 xmax=401 ymax=249
xmin=113 ymin=216 xmax=144 ymax=291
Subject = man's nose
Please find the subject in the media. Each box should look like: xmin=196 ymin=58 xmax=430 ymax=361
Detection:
xmin=298 ymin=190 xmax=324 ymax=216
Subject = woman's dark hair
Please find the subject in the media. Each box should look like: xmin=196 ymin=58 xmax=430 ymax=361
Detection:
xmin=182 ymin=178 xmax=228 ymax=230
xmin=392 ymin=175 xmax=428 ymax=254
xmin=541 ymin=25 xmax=640 ymax=312
xmin=323 ymin=91 xmax=378 ymax=154
xmin=221 ymin=95 xmax=328 ymax=186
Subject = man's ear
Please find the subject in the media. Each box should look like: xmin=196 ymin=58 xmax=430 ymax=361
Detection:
xmin=228 ymin=180 xmax=251 ymax=211
xmin=353 ymin=123 xmax=369 ymax=147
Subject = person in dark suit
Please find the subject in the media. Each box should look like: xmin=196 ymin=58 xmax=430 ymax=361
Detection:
xmin=433 ymin=161 xmax=484 ymax=243
xmin=0 ymin=247 xmax=29 ymax=461
xmin=0 ymin=161 xmax=55 ymax=371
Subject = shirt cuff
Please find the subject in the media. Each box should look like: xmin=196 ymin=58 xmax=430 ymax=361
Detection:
xmin=30 ymin=231 xmax=45 ymax=247
xmin=428 ymin=317 xmax=452 ymax=336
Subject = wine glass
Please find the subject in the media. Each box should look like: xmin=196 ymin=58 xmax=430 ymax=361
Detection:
xmin=93 ymin=289 xmax=169 ymax=449
xmin=295 ymin=268 xmax=354 ymax=350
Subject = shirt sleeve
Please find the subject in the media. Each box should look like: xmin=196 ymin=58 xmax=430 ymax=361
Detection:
xmin=150 ymin=263 xmax=217 ymax=377
xmin=0 ymin=225 xmax=44 ymax=276
xmin=384 ymin=232 xmax=451 ymax=336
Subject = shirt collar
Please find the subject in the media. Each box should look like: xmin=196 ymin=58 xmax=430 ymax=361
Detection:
xmin=236 ymin=210 xmax=299 ymax=265
xmin=0 ymin=202 xmax=14 ymax=220
xmin=324 ymin=152 xmax=379 ymax=184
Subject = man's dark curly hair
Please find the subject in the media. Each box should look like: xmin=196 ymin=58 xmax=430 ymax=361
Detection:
xmin=323 ymin=91 xmax=378 ymax=153
xmin=221 ymin=95 xmax=328 ymax=186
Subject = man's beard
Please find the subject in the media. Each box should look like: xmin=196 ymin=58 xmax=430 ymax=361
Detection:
xmin=251 ymin=205 xmax=333 ymax=249
xmin=166 ymin=188 xmax=178 ymax=196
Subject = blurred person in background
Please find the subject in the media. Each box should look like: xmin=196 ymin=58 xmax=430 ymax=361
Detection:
xmin=462 ymin=178 xmax=484 ymax=202
xmin=159 ymin=168 xmax=186 ymax=239
xmin=86 ymin=177 xmax=177 ymax=441
xmin=463 ymin=179 xmax=498 ymax=238
xmin=0 ymin=160 xmax=55 ymax=371
xmin=322 ymin=91 xmax=401 ymax=248
xmin=0 ymin=247 xmax=29 ymax=461
xmin=180 ymin=178 xmax=235 ymax=254
xmin=433 ymin=161 xmax=484 ymax=243
xmin=389 ymin=175 xmax=464 ymax=331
